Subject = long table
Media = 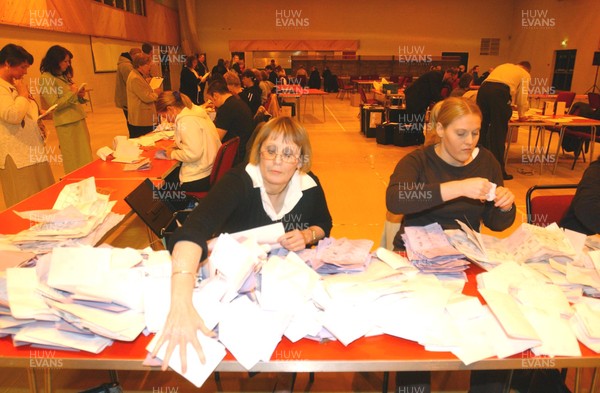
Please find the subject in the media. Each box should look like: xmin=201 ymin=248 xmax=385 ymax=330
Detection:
xmin=0 ymin=264 xmax=599 ymax=391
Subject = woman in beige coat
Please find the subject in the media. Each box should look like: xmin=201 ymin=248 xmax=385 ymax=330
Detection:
xmin=39 ymin=45 xmax=93 ymax=174
xmin=0 ymin=44 xmax=54 ymax=207
xmin=126 ymin=53 xmax=158 ymax=138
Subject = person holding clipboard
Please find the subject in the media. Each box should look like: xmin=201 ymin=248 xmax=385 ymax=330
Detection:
xmin=0 ymin=44 xmax=55 ymax=207
xmin=39 ymin=45 xmax=93 ymax=174
xmin=126 ymin=53 xmax=159 ymax=138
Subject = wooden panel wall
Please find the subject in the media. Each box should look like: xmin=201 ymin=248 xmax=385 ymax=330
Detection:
xmin=0 ymin=0 xmax=179 ymax=45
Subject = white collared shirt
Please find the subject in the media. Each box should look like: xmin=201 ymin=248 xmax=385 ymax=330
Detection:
xmin=245 ymin=163 xmax=317 ymax=221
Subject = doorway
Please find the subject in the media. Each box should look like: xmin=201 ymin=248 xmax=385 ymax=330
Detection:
xmin=552 ymin=50 xmax=576 ymax=91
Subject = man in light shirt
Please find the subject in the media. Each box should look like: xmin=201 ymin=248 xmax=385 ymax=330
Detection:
xmin=476 ymin=61 xmax=531 ymax=180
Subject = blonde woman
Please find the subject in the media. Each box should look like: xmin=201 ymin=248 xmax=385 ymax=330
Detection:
xmin=155 ymin=91 xmax=221 ymax=192
xmin=126 ymin=53 xmax=158 ymax=138
xmin=151 ymin=116 xmax=332 ymax=372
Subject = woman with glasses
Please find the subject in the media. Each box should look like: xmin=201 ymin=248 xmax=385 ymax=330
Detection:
xmin=0 ymin=44 xmax=54 ymax=207
xmin=151 ymin=116 xmax=332 ymax=371
xmin=39 ymin=45 xmax=93 ymax=174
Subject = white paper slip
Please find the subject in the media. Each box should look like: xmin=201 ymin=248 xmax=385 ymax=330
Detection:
xmin=6 ymin=268 xmax=59 ymax=321
xmin=37 ymin=104 xmax=57 ymax=120
xmin=376 ymin=247 xmax=415 ymax=270
xmin=479 ymin=288 xmax=540 ymax=340
xmin=147 ymin=331 xmax=225 ymax=388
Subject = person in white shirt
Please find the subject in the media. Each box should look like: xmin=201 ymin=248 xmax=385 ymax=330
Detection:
xmin=476 ymin=61 xmax=531 ymax=180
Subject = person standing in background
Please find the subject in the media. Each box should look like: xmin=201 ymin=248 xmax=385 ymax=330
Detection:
xmin=126 ymin=53 xmax=159 ymax=138
xmin=39 ymin=45 xmax=93 ymax=174
xmin=115 ymin=47 xmax=141 ymax=133
xmin=142 ymin=42 xmax=161 ymax=78
xmin=476 ymin=61 xmax=531 ymax=180
xmin=0 ymin=44 xmax=54 ymax=207
xmin=194 ymin=53 xmax=210 ymax=105
xmin=179 ymin=54 xmax=203 ymax=105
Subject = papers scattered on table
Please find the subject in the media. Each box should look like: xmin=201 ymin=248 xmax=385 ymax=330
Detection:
xmin=6 ymin=178 xmax=124 ymax=254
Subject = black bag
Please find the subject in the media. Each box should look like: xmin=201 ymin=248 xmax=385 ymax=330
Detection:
xmin=376 ymin=122 xmax=396 ymax=145
xmin=511 ymin=369 xmax=571 ymax=393
xmin=360 ymin=105 xmax=385 ymax=138
xmin=394 ymin=121 xmax=425 ymax=147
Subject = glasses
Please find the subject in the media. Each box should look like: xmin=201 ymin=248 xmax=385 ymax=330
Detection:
xmin=260 ymin=149 xmax=300 ymax=164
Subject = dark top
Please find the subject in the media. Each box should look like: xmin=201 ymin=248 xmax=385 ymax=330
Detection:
xmin=239 ymin=84 xmax=262 ymax=116
xmin=404 ymin=70 xmax=444 ymax=114
xmin=211 ymin=64 xmax=228 ymax=77
xmin=560 ymin=159 xmax=600 ymax=235
xmin=231 ymin=62 xmax=242 ymax=75
xmin=386 ymin=144 xmax=516 ymax=249
xmin=179 ymin=67 xmax=201 ymax=105
xmin=268 ymin=70 xmax=278 ymax=85
xmin=168 ymin=166 xmax=333 ymax=259
xmin=214 ymin=95 xmax=254 ymax=164
xmin=308 ymin=70 xmax=321 ymax=89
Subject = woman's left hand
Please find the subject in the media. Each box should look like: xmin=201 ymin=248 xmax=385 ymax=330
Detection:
xmin=278 ymin=229 xmax=307 ymax=251
xmin=494 ymin=186 xmax=515 ymax=211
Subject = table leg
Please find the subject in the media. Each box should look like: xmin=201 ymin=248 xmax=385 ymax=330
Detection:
xmin=588 ymin=126 xmax=596 ymax=167
xmin=321 ymin=96 xmax=326 ymax=122
xmin=589 ymin=367 xmax=598 ymax=393
xmin=504 ymin=126 xmax=515 ymax=166
xmin=552 ymin=126 xmax=566 ymax=174
xmin=574 ymin=368 xmax=580 ymax=393
xmin=44 ymin=368 xmax=51 ymax=393
xmin=26 ymin=368 xmax=38 ymax=393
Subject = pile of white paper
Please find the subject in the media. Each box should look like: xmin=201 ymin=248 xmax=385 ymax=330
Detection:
xmin=2 ymin=246 xmax=172 ymax=354
xmin=6 ymin=178 xmax=124 ymax=254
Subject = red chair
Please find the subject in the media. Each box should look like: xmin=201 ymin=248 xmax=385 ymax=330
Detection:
xmin=336 ymin=76 xmax=354 ymax=99
xmin=525 ymin=184 xmax=577 ymax=227
xmin=555 ymin=91 xmax=576 ymax=114
xmin=562 ymin=124 xmax=600 ymax=169
xmin=359 ymin=87 xmax=378 ymax=105
xmin=186 ymin=137 xmax=240 ymax=199
xmin=588 ymin=92 xmax=600 ymax=110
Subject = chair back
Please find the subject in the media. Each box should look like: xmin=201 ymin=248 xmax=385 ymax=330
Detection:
xmin=555 ymin=91 xmax=576 ymax=112
xmin=359 ymin=87 xmax=368 ymax=103
xmin=525 ymin=184 xmax=577 ymax=227
xmin=588 ymin=92 xmax=600 ymax=110
xmin=209 ymin=137 xmax=240 ymax=186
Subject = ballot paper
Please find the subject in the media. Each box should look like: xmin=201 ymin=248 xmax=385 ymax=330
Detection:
xmin=402 ymin=223 xmax=468 ymax=277
xmin=112 ymin=139 xmax=143 ymax=163
xmin=149 ymin=77 xmax=163 ymax=90
xmin=147 ymin=331 xmax=225 ymax=388
xmin=6 ymin=268 xmax=59 ymax=321
xmin=123 ymin=158 xmax=151 ymax=171
xmin=15 ymin=322 xmax=112 ymax=354
xmin=218 ymin=296 xmax=291 ymax=370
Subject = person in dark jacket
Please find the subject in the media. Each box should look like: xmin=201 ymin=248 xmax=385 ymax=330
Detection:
xmin=179 ymin=54 xmax=202 ymax=105
xmin=560 ymin=157 xmax=600 ymax=235
xmin=308 ymin=66 xmax=321 ymax=89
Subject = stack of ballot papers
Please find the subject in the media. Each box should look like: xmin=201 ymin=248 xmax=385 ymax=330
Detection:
xmin=402 ymin=223 xmax=469 ymax=278
xmin=2 ymin=246 xmax=174 ymax=353
xmin=6 ymin=178 xmax=124 ymax=254
xmin=299 ymin=237 xmax=373 ymax=274
xmin=131 ymin=129 xmax=174 ymax=147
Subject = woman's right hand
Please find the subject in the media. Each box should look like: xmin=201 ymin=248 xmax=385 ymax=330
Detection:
xmin=442 ymin=177 xmax=493 ymax=202
xmin=14 ymin=79 xmax=29 ymax=97
xmin=151 ymin=298 xmax=215 ymax=373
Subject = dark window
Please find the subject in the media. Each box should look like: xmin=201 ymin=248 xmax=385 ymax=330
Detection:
xmin=480 ymin=38 xmax=500 ymax=56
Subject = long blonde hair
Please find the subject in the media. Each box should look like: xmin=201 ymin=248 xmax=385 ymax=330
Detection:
xmin=155 ymin=90 xmax=193 ymax=113
xmin=424 ymin=97 xmax=482 ymax=146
